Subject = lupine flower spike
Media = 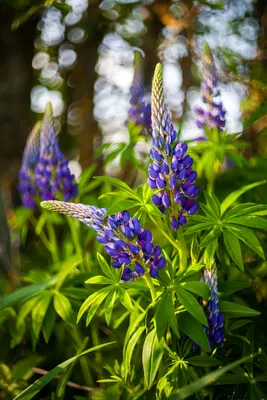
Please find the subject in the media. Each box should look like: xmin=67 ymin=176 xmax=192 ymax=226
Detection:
xmin=35 ymin=103 xmax=78 ymax=202
xmin=41 ymin=200 xmax=166 ymax=281
xmin=195 ymin=43 xmax=226 ymax=132
xmin=128 ymin=51 xmax=152 ymax=135
xmin=148 ymin=63 xmax=199 ymax=230
xmin=200 ymin=265 xmax=224 ymax=348
xmin=18 ymin=122 xmax=41 ymax=209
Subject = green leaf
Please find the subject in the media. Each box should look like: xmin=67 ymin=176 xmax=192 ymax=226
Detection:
xmin=105 ymin=199 xmax=139 ymax=217
xmin=97 ymin=253 xmax=117 ymax=282
xmin=226 ymin=216 xmax=267 ymax=232
xmin=204 ymin=191 xmax=221 ymax=219
xmin=94 ymin=176 xmax=139 ymax=200
xmin=77 ymin=287 xmax=110 ymax=322
xmin=228 ymin=319 xmax=252 ymax=331
xmin=224 ymin=203 xmax=267 ymax=219
xmin=104 ymin=289 xmax=117 ymax=326
xmin=219 ymin=301 xmax=260 ymax=318
xmin=170 ymin=354 xmax=256 ymax=400
xmin=142 ymin=328 xmax=164 ymax=389
xmin=42 ymin=303 xmax=56 ymax=343
xmin=180 ymin=282 xmax=211 ymax=301
xmin=0 ymin=278 xmax=57 ymax=310
xmin=226 ymin=225 xmax=265 ymax=259
xmin=176 ymin=287 xmax=208 ymax=326
xmin=200 ymin=226 xmax=221 ymax=248
xmin=187 ymin=355 xmax=222 ymax=367
xmin=214 ymin=374 xmax=250 ymax=385
xmin=218 ymin=281 xmax=249 ymax=295
xmin=124 ymin=325 xmax=145 ymax=378
xmin=184 ymin=222 xmax=214 ymax=236
xmin=0 ymin=307 xmax=16 ymax=324
xmin=54 ymin=292 xmax=75 ymax=325
xmin=118 ymin=287 xmax=134 ymax=312
xmin=223 ymin=229 xmax=244 ymax=270
xmin=178 ymin=313 xmax=210 ymax=352
xmin=32 ymin=291 xmax=52 ymax=340
xmin=14 ymin=342 xmax=115 ymax=400
xmin=221 ymin=181 xmax=266 ymax=215
xmin=85 ymin=276 xmax=112 ymax=285
xmin=85 ymin=287 xmax=111 ymax=326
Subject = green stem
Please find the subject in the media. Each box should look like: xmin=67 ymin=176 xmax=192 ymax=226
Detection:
xmin=46 ymin=218 xmax=59 ymax=263
xmin=150 ymin=215 xmax=180 ymax=252
xmin=91 ymin=323 xmax=104 ymax=377
xmin=30 ymin=216 xmax=52 ymax=254
xmin=67 ymin=217 xmax=85 ymax=271
xmin=177 ymin=228 xmax=187 ymax=271
xmin=70 ymin=326 xmax=94 ymax=387
xmin=143 ymin=274 xmax=157 ymax=302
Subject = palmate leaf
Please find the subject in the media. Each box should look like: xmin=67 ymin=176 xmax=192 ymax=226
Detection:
xmin=223 ymin=203 xmax=267 ymax=219
xmin=14 ymin=342 xmax=115 ymax=400
xmin=226 ymin=225 xmax=265 ymax=259
xmin=219 ymin=301 xmax=260 ymax=318
xmin=142 ymin=327 xmax=164 ymax=389
xmin=123 ymin=325 xmax=145 ymax=378
xmin=53 ymin=292 xmax=76 ymax=326
xmin=94 ymin=176 xmax=139 ymax=200
xmin=180 ymin=282 xmax=210 ymax=300
xmin=223 ymin=229 xmax=244 ymax=271
xmin=178 ymin=313 xmax=210 ymax=352
xmin=226 ymin=216 xmax=267 ymax=232
xmin=170 ymin=354 xmax=257 ymax=400
xmin=176 ymin=287 xmax=208 ymax=326
xmin=32 ymin=291 xmax=53 ymax=340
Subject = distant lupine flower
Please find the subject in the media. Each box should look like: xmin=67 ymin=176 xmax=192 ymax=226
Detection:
xmin=34 ymin=103 xmax=77 ymax=202
xmin=201 ymin=266 xmax=224 ymax=348
xmin=41 ymin=200 xmax=166 ymax=280
xmin=128 ymin=51 xmax=152 ymax=135
xmin=18 ymin=122 xmax=41 ymax=209
xmin=195 ymin=43 xmax=226 ymax=132
xmin=148 ymin=63 xmax=199 ymax=230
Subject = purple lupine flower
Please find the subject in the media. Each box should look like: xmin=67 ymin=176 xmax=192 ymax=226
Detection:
xmin=201 ymin=266 xmax=224 ymax=348
xmin=18 ymin=122 xmax=42 ymax=209
xmin=128 ymin=51 xmax=152 ymax=135
xmin=195 ymin=43 xmax=226 ymax=132
xmin=34 ymin=103 xmax=77 ymax=202
xmin=41 ymin=200 xmax=166 ymax=280
xmin=148 ymin=63 xmax=199 ymax=230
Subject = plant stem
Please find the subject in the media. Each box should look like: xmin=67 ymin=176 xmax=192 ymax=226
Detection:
xmin=30 ymin=216 xmax=52 ymax=254
xmin=150 ymin=215 xmax=180 ymax=252
xmin=177 ymin=228 xmax=187 ymax=271
xmin=143 ymin=274 xmax=157 ymax=302
xmin=67 ymin=217 xmax=85 ymax=271
xmin=46 ymin=218 xmax=59 ymax=263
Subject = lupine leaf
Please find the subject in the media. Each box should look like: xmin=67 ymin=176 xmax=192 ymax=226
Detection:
xmin=219 ymin=301 xmax=260 ymax=318
xmin=200 ymin=226 xmax=221 ymax=248
xmin=187 ymin=355 xmax=222 ymax=367
xmin=228 ymin=319 xmax=252 ymax=331
xmin=42 ymin=303 xmax=57 ymax=343
xmin=94 ymin=176 xmax=139 ymax=200
xmin=0 ymin=278 xmax=57 ymax=310
xmin=178 ymin=312 xmax=210 ymax=352
xmin=85 ymin=276 xmax=113 ymax=285
xmin=218 ymin=281 xmax=249 ymax=295
xmin=170 ymin=354 xmax=256 ymax=399
xmin=184 ymin=222 xmax=214 ymax=235
xmin=32 ymin=291 xmax=53 ymax=340
xmin=142 ymin=327 xmax=164 ymax=389
xmin=14 ymin=342 xmax=115 ymax=400
xmin=176 ymin=287 xmax=208 ymax=326
xmin=226 ymin=225 xmax=265 ymax=259
xmin=97 ymin=253 xmax=118 ymax=282
xmin=54 ymin=292 xmax=75 ymax=325
xmin=105 ymin=199 xmax=139 ymax=217
xmin=225 ymin=216 xmax=267 ymax=232
xmin=180 ymin=282 xmax=211 ymax=300
xmin=104 ymin=289 xmax=117 ymax=326
xmin=124 ymin=325 xmax=145 ymax=378
xmin=223 ymin=229 xmax=244 ymax=270
xmin=118 ymin=287 xmax=134 ymax=312
xmin=204 ymin=191 xmax=221 ymax=219
xmin=220 ymin=181 xmax=266 ymax=215
xmin=223 ymin=203 xmax=267 ymax=219
xmin=77 ymin=287 xmax=111 ymax=322
xmin=85 ymin=288 xmax=111 ymax=326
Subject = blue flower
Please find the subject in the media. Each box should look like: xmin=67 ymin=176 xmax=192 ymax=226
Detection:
xmin=201 ymin=266 xmax=224 ymax=348
xmin=195 ymin=43 xmax=226 ymax=132
xmin=41 ymin=200 xmax=166 ymax=280
xmin=34 ymin=103 xmax=77 ymax=202
xmin=148 ymin=63 xmax=199 ymax=230
xmin=128 ymin=51 xmax=152 ymax=135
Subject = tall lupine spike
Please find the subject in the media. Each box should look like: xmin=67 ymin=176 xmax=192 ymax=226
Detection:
xmin=200 ymin=265 xmax=224 ymax=348
xmin=18 ymin=122 xmax=42 ymax=209
xmin=128 ymin=51 xmax=152 ymax=135
xmin=195 ymin=43 xmax=226 ymax=132
xmin=41 ymin=200 xmax=166 ymax=280
xmin=148 ymin=63 xmax=199 ymax=230
xmin=34 ymin=103 xmax=78 ymax=202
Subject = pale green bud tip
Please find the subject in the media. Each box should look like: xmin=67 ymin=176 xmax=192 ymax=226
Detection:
xmin=153 ymin=63 xmax=163 ymax=83
xmin=40 ymin=201 xmax=55 ymax=210
xmin=44 ymin=102 xmax=53 ymax=117
xmin=203 ymin=42 xmax=211 ymax=56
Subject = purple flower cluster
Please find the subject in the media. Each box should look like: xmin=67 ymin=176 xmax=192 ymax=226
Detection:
xmin=148 ymin=64 xmax=199 ymax=230
xmin=35 ymin=103 xmax=77 ymax=202
xmin=41 ymin=200 xmax=166 ymax=281
xmin=128 ymin=52 xmax=152 ymax=135
xmin=18 ymin=122 xmax=41 ymax=209
xmin=201 ymin=266 xmax=224 ymax=348
xmin=18 ymin=103 xmax=77 ymax=209
xmin=195 ymin=43 xmax=226 ymax=132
